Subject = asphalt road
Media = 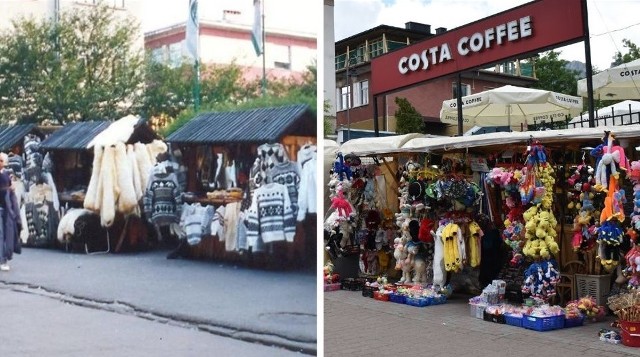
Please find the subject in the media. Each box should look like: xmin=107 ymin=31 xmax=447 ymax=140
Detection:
xmin=0 ymin=247 xmax=317 ymax=355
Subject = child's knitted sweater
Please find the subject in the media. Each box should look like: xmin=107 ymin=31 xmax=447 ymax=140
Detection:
xmin=246 ymin=182 xmax=295 ymax=248
xmin=180 ymin=203 xmax=215 ymax=246
xmin=266 ymin=161 xmax=301 ymax=215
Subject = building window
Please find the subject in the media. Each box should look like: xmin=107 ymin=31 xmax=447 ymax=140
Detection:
xmin=452 ymin=82 xmax=471 ymax=98
xmin=369 ymin=39 xmax=384 ymax=59
xmin=353 ymin=80 xmax=369 ymax=107
xmin=168 ymin=43 xmax=182 ymax=67
xmin=336 ymin=86 xmax=351 ymax=111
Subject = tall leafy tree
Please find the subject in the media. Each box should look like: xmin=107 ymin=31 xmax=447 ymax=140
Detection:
xmin=394 ymin=97 xmax=424 ymax=134
xmin=532 ymin=50 xmax=580 ymax=96
xmin=0 ymin=3 xmax=144 ymax=124
xmin=612 ymin=39 xmax=640 ymax=67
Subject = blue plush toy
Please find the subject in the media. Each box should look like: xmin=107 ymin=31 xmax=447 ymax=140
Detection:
xmin=333 ymin=152 xmax=352 ymax=181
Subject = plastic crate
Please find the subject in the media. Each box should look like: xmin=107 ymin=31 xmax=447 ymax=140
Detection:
xmin=575 ymin=274 xmax=611 ymax=306
xmin=389 ymin=293 xmax=406 ymax=304
xmin=483 ymin=311 xmax=506 ymax=324
xmin=621 ymin=320 xmax=640 ymax=347
xmin=522 ymin=314 xmax=564 ymax=331
xmin=505 ymin=314 xmax=523 ymax=328
xmin=406 ymin=297 xmax=430 ymax=307
xmin=373 ymin=291 xmax=390 ymax=302
xmin=564 ymin=315 xmax=585 ymax=328
xmin=362 ymin=285 xmax=376 ymax=298
xmin=324 ymin=283 xmax=341 ymax=292
xmin=469 ymin=303 xmax=486 ymax=319
xmin=432 ymin=295 xmax=447 ymax=305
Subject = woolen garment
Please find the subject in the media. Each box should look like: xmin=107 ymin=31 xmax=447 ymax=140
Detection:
xmin=0 ymin=186 xmax=21 ymax=262
xmin=143 ymin=169 xmax=183 ymax=227
xmin=296 ymin=155 xmax=317 ymax=222
xmin=224 ymin=201 xmax=241 ymax=251
xmin=236 ymin=211 xmax=248 ymax=251
xmin=246 ymin=182 xmax=296 ymax=249
xmin=266 ymin=161 xmax=301 ymax=215
xmin=180 ymin=203 xmax=214 ymax=246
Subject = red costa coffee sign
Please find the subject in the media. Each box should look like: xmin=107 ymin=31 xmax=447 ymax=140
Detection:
xmin=371 ymin=0 xmax=585 ymax=95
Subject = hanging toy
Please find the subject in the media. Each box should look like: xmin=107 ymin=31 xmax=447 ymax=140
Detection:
xmin=468 ymin=221 xmax=483 ymax=268
xmin=333 ymin=152 xmax=352 ymax=181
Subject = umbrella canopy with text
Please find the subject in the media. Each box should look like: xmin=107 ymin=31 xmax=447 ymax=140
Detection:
xmin=440 ymin=85 xmax=583 ymax=129
xmin=577 ymin=59 xmax=640 ymax=99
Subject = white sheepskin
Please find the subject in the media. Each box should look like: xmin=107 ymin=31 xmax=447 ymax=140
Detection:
xmin=57 ymin=208 xmax=93 ymax=243
xmin=19 ymin=204 xmax=28 ymax=244
xmin=100 ymin=146 xmax=116 ymax=227
xmin=84 ymin=145 xmax=104 ymax=212
xmin=432 ymin=225 xmax=446 ymax=288
xmin=135 ymin=142 xmax=153 ymax=191
xmin=127 ymin=144 xmax=143 ymax=200
xmin=87 ymin=115 xmax=139 ymax=148
xmin=146 ymin=139 xmax=168 ymax=166
xmin=115 ymin=142 xmax=138 ymax=214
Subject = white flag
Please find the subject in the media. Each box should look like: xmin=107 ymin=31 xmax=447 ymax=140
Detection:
xmin=186 ymin=0 xmax=199 ymax=61
xmin=251 ymin=0 xmax=263 ymax=56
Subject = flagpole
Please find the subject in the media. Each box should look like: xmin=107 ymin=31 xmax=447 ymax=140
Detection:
xmin=261 ymin=0 xmax=266 ymax=97
xmin=194 ymin=59 xmax=200 ymax=111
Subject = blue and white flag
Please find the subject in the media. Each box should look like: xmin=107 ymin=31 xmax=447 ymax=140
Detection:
xmin=251 ymin=0 xmax=263 ymax=56
xmin=186 ymin=0 xmax=199 ymax=61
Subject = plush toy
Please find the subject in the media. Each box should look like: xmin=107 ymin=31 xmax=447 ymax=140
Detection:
xmin=333 ymin=152 xmax=352 ymax=181
xmin=331 ymin=190 xmax=353 ymax=218
xmin=324 ymin=262 xmax=340 ymax=284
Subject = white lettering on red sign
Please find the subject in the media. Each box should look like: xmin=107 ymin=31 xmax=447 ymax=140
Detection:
xmin=399 ymin=15 xmax=533 ymax=75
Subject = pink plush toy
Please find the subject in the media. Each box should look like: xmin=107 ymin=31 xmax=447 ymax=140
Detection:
xmin=331 ymin=191 xmax=353 ymax=217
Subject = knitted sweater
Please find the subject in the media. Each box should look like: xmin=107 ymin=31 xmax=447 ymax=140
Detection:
xmin=180 ymin=203 xmax=214 ymax=246
xmin=246 ymin=182 xmax=295 ymax=248
xmin=266 ymin=161 xmax=301 ymax=216
xmin=143 ymin=170 xmax=182 ymax=226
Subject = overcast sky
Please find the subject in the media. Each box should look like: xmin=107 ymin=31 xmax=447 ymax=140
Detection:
xmin=142 ymin=0 xmax=318 ymax=35
xmin=333 ymin=0 xmax=640 ymax=71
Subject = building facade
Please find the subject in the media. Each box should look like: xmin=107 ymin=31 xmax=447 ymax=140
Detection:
xmin=144 ymin=14 xmax=317 ymax=83
xmin=334 ymin=21 xmax=538 ymax=140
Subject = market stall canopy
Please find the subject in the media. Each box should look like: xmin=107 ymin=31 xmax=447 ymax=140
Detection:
xmin=400 ymin=125 xmax=640 ymax=153
xmin=440 ymin=85 xmax=583 ymax=129
xmin=577 ymin=59 xmax=640 ymax=99
xmin=0 ymin=124 xmax=44 ymax=152
xmin=568 ymin=100 xmax=640 ymax=128
xmin=40 ymin=121 xmax=111 ymax=150
xmin=165 ymin=104 xmax=315 ymax=144
xmin=338 ymin=133 xmax=429 ymax=156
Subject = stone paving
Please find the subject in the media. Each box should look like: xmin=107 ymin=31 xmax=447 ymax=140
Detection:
xmin=325 ymin=290 xmax=640 ymax=357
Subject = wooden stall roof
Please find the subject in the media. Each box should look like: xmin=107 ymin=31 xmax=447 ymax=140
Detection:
xmin=40 ymin=118 xmax=159 ymax=151
xmin=0 ymin=124 xmax=44 ymax=151
xmin=165 ymin=104 xmax=315 ymax=144
xmin=40 ymin=121 xmax=111 ymax=150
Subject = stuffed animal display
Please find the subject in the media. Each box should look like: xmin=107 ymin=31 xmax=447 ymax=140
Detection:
xmin=521 ymin=260 xmax=559 ymax=300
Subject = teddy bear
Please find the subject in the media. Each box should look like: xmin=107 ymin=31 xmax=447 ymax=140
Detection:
xmin=393 ymin=236 xmax=412 ymax=283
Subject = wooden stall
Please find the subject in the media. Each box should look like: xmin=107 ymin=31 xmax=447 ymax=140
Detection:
xmin=40 ymin=119 xmax=160 ymax=252
xmin=166 ymin=104 xmax=317 ymax=269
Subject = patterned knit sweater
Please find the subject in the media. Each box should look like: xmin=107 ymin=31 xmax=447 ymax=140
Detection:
xmin=246 ymin=183 xmax=295 ymax=248
xmin=180 ymin=203 xmax=214 ymax=246
xmin=266 ymin=161 xmax=301 ymax=216
xmin=143 ymin=170 xmax=182 ymax=226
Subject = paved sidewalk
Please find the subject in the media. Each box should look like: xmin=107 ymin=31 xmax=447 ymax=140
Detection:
xmin=325 ymin=290 xmax=640 ymax=357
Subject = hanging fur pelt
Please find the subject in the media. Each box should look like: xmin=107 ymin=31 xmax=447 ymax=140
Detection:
xmin=135 ymin=142 xmax=153 ymax=191
xmin=84 ymin=145 xmax=104 ymax=212
xmin=115 ymin=142 xmax=138 ymax=215
xmin=146 ymin=139 xmax=168 ymax=167
xmin=100 ymin=146 xmax=117 ymax=227
xmin=127 ymin=144 xmax=143 ymax=200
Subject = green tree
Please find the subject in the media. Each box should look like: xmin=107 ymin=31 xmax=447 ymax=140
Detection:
xmin=323 ymin=100 xmax=333 ymax=137
xmin=533 ymin=50 xmax=580 ymax=96
xmin=612 ymin=39 xmax=640 ymax=67
xmin=394 ymin=97 xmax=424 ymax=134
xmin=0 ymin=3 xmax=144 ymax=124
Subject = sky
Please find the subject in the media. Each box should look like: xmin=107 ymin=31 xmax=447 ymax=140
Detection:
xmin=333 ymin=0 xmax=640 ymax=71
xmin=141 ymin=0 xmax=318 ymax=36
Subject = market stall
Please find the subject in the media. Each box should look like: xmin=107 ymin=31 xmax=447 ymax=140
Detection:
xmin=40 ymin=117 xmax=161 ymax=253
xmin=325 ymin=125 xmax=640 ymax=325
xmin=165 ymin=104 xmax=316 ymax=269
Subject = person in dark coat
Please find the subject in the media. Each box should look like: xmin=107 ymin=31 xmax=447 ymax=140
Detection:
xmin=0 ymin=153 xmax=21 ymax=271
